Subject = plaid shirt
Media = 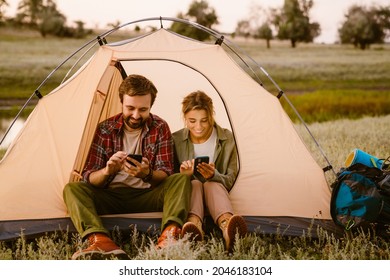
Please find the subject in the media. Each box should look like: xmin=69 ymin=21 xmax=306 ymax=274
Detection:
xmin=82 ymin=112 xmax=174 ymax=187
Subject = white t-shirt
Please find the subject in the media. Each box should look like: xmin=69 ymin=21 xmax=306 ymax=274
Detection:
xmin=109 ymin=127 xmax=151 ymax=189
xmin=193 ymin=127 xmax=217 ymax=163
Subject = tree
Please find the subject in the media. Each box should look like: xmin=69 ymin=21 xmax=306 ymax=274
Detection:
xmin=107 ymin=20 xmax=121 ymax=29
xmin=339 ymin=4 xmax=390 ymax=50
xmin=234 ymin=19 xmax=251 ymax=39
xmin=234 ymin=4 xmax=274 ymax=48
xmin=38 ymin=0 xmax=66 ymax=37
xmin=0 ymin=0 xmax=9 ymax=23
xmin=13 ymin=0 xmax=89 ymax=38
xmin=271 ymin=0 xmax=320 ymax=48
xmin=170 ymin=0 xmax=219 ymax=41
xmin=255 ymin=23 xmax=273 ymax=48
xmin=15 ymin=0 xmax=44 ymax=27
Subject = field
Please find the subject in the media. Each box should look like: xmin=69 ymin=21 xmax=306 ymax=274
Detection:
xmin=0 ymin=27 xmax=389 ymax=260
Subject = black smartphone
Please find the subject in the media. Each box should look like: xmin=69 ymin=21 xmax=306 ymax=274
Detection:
xmin=127 ymin=154 xmax=142 ymax=166
xmin=193 ymin=156 xmax=209 ymax=179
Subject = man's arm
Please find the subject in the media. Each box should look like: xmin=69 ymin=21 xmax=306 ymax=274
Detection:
xmin=88 ymin=168 xmax=112 ymax=188
xmin=146 ymin=169 xmax=168 ymax=187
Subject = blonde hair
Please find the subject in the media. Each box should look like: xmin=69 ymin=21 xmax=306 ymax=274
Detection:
xmin=181 ymin=90 xmax=215 ymax=126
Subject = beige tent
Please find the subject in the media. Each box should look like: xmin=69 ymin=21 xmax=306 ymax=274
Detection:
xmin=0 ymin=20 xmax=341 ymax=240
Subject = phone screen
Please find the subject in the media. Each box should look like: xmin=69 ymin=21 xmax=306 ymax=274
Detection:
xmin=127 ymin=154 xmax=142 ymax=166
xmin=193 ymin=156 xmax=209 ymax=179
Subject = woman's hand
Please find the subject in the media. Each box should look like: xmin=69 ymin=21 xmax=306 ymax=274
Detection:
xmin=197 ymin=162 xmax=215 ymax=180
xmin=180 ymin=159 xmax=194 ymax=177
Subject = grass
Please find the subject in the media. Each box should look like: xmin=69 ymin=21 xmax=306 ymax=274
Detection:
xmin=0 ymin=27 xmax=389 ymax=260
xmin=230 ymin=39 xmax=390 ymax=123
xmin=282 ymin=89 xmax=390 ymax=123
xmin=1 ymin=223 xmax=389 ymax=260
xmin=296 ymin=114 xmax=390 ymax=182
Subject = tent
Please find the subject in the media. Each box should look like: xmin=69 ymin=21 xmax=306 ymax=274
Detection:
xmin=0 ymin=18 xmax=342 ymax=240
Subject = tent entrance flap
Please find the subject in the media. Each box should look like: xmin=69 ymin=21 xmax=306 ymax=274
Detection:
xmin=70 ymin=65 xmax=124 ymax=182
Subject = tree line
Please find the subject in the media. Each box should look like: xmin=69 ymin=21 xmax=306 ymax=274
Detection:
xmin=171 ymin=0 xmax=390 ymax=50
xmin=0 ymin=0 xmax=91 ymax=38
xmin=234 ymin=0 xmax=390 ymax=49
xmin=1 ymin=0 xmax=389 ymax=49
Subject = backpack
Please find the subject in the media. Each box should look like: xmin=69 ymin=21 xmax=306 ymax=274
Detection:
xmin=330 ymin=162 xmax=390 ymax=230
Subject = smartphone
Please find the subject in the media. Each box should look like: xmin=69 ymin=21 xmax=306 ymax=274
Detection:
xmin=127 ymin=154 xmax=142 ymax=166
xmin=193 ymin=156 xmax=209 ymax=179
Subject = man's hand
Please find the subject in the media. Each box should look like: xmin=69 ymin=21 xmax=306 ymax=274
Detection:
xmin=124 ymin=156 xmax=151 ymax=179
xmin=104 ymin=151 xmax=127 ymax=176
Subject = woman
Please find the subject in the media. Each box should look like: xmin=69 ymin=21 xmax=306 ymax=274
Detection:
xmin=172 ymin=90 xmax=247 ymax=252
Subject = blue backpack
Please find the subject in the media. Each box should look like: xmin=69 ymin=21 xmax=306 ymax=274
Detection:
xmin=330 ymin=162 xmax=390 ymax=230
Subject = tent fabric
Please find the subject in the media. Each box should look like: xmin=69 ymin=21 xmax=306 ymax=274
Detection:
xmin=0 ymin=28 xmax=341 ymax=240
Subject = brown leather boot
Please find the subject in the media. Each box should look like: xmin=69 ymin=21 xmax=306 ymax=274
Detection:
xmin=220 ymin=215 xmax=247 ymax=253
xmin=71 ymin=233 xmax=128 ymax=260
xmin=156 ymin=223 xmax=181 ymax=249
xmin=181 ymin=221 xmax=204 ymax=242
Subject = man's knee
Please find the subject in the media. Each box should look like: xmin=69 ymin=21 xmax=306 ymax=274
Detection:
xmin=162 ymin=173 xmax=191 ymax=193
xmin=169 ymin=173 xmax=190 ymax=184
xmin=63 ymin=181 xmax=88 ymax=200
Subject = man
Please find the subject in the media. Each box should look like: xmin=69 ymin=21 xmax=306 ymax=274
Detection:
xmin=63 ymin=74 xmax=191 ymax=260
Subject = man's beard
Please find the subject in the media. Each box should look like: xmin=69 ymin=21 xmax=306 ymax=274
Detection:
xmin=124 ymin=116 xmax=147 ymax=130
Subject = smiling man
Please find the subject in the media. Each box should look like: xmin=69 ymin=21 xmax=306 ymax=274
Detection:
xmin=63 ymin=74 xmax=191 ymax=260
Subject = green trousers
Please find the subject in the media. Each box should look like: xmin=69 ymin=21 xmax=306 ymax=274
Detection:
xmin=63 ymin=173 xmax=191 ymax=239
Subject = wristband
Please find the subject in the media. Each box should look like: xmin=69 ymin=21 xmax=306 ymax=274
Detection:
xmin=142 ymin=166 xmax=153 ymax=183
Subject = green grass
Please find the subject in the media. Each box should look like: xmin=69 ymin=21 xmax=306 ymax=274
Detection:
xmin=230 ymin=39 xmax=390 ymax=123
xmin=0 ymin=28 xmax=98 ymax=100
xmin=282 ymin=89 xmax=390 ymax=123
xmin=0 ymin=222 xmax=389 ymax=260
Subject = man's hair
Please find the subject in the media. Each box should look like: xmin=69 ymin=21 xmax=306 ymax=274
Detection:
xmin=181 ymin=90 xmax=215 ymax=127
xmin=118 ymin=74 xmax=158 ymax=106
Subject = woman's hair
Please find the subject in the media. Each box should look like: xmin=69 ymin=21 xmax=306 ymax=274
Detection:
xmin=181 ymin=90 xmax=215 ymax=126
xmin=118 ymin=74 xmax=158 ymax=106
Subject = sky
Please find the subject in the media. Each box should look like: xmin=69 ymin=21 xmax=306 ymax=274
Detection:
xmin=4 ymin=0 xmax=390 ymax=43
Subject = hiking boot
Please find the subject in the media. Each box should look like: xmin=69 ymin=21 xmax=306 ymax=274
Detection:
xmin=220 ymin=215 xmax=247 ymax=252
xmin=71 ymin=233 xmax=128 ymax=260
xmin=181 ymin=221 xmax=204 ymax=242
xmin=156 ymin=223 xmax=181 ymax=249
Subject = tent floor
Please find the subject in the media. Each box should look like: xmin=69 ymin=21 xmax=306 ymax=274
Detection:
xmin=0 ymin=215 xmax=346 ymax=241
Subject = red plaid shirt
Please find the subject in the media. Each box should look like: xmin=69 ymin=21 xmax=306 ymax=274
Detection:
xmin=82 ymin=113 xmax=174 ymax=187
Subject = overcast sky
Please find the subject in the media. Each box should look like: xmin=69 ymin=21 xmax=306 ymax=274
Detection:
xmin=4 ymin=0 xmax=389 ymax=43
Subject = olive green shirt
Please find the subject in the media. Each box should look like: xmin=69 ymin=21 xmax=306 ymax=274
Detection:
xmin=172 ymin=124 xmax=238 ymax=191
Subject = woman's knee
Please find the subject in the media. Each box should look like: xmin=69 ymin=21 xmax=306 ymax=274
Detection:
xmin=191 ymin=179 xmax=204 ymax=195
xmin=204 ymin=181 xmax=228 ymax=195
